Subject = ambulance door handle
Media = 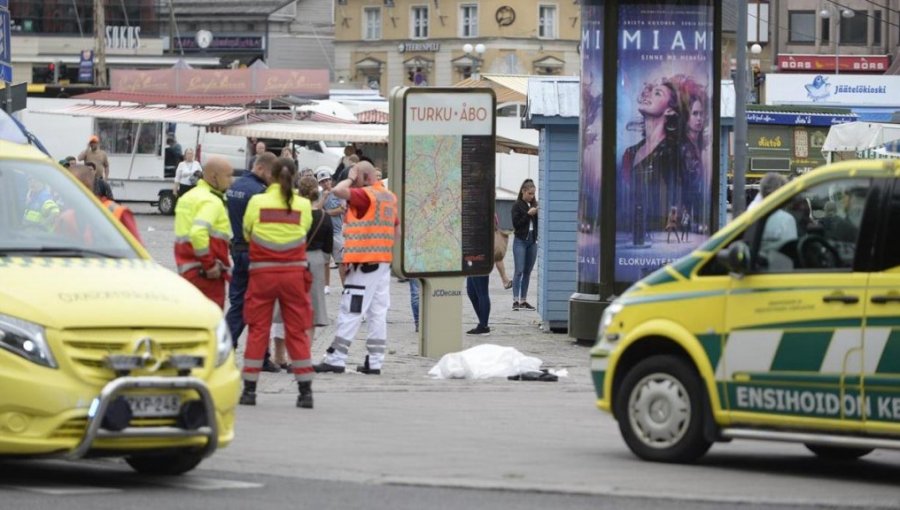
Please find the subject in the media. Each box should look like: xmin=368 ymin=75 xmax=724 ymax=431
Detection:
xmin=822 ymin=294 xmax=859 ymax=304
xmin=871 ymin=295 xmax=900 ymax=304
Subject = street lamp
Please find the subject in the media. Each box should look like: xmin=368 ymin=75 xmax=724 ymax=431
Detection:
xmin=462 ymin=43 xmax=486 ymax=79
xmin=819 ymin=7 xmax=856 ymax=75
xmin=749 ymin=43 xmax=762 ymax=103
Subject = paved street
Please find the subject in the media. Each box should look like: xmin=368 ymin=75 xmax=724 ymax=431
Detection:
xmin=3 ymin=209 xmax=899 ymax=509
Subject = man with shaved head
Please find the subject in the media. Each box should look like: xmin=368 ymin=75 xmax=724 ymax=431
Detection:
xmin=174 ymin=157 xmax=234 ymax=308
xmin=314 ymin=160 xmax=398 ymax=375
xmin=69 ymin=164 xmax=143 ymax=244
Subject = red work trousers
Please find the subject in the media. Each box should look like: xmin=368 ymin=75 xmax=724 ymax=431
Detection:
xmin=183 ymin=270 xmax=226 ymax=309
xmin=243 ymin=268 xmax=313 ymax=382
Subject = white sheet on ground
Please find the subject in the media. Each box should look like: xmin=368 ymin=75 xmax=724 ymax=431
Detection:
xmin=428 ymin=344 xmax=543 ymax=380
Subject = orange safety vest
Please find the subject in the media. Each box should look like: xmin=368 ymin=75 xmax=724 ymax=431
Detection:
xmin=342 ymin=182 xmax=397 ymax=264
xmin=100 ymin=198 xmax=125 ymax=220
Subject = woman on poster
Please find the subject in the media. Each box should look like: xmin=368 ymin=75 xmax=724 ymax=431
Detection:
xmin=674 ymin=75 xmax=710 ymax=236
xmin=619 ymin=77 xmax=684 ymax=246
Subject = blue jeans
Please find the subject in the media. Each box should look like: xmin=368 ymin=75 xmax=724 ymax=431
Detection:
xmin=409 ymin=279 xmax=420 ymax=330
xmin=512 ymin=234 xmax=537 ymax=302
xmin=466 ymin=275 xmax=491 ymax=328
xmin=225 ymin=249 xmax=249 ymax=346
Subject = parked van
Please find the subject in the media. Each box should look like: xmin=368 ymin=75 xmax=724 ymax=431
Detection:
xmin=21 ymin=98 xmax=248 ymax=214
xmin=0 ymin=128 xmax=240 ymax=474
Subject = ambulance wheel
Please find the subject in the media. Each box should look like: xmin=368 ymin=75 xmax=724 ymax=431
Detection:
xmin=615 ymin=354 xmax=712 ymax=463
xmin=804 ymin=444 xmax=873 ymax=460
xmin=126 ymin=450 xmax=204 ymax=475
xmin=158 ymin=191 xmax=176 ymax=215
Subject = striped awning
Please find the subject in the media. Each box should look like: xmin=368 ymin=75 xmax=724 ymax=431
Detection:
xmin=35 ymin=103 xmax=251 ymax=126
xmin=356 ymin=109 xmax=389 ymax=124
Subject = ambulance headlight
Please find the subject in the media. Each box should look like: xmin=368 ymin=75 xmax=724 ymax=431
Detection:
xmin=0 ymin=313 xmax=57 ymax=368
xmin=215 ymin=319 xmax=233 ymax=367
xmin=598 ymin=302 xmax=624 ymax=342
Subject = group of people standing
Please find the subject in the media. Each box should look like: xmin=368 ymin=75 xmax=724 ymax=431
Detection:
xmin=173 ymin=146 xmax=397 ymax=410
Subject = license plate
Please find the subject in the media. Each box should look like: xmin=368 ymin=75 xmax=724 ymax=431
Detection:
xmin=125 ymin=394 xmax=182 ymax=418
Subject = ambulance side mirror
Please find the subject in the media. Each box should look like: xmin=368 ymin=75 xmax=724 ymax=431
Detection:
xmin=717 ymin=241 xmax=752 ymax=277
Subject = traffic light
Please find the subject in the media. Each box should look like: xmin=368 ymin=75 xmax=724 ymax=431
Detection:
xmin=51 ymin=60 xmax=61 ymax=83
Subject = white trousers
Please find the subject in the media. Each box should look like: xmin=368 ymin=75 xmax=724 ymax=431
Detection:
xmin=323 ymin=263 xmax=391 ymax=369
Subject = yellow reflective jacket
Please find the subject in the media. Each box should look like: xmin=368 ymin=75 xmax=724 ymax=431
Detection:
xmin=243 ymin=183 xmax=313 ymax=271
xmin=173 ymin=179 xmax=232 ymax=275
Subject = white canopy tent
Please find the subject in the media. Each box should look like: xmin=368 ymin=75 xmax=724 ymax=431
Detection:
xmin=219 ymin=120 xmax=390 ymax=143
xmin=822 ymin=121 xmax=900 ymax=152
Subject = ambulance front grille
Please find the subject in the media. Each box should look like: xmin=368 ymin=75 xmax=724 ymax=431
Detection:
xmin=57 ymin=328 xmax=211 ymax=385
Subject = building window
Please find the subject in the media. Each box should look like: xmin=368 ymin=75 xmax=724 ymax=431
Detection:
xmin=840 ymin=10 xmax=866 ymax=45
xmin=821 ymin=17 xmax=830 ymax=44
xmin=538 ymin=5 xmax=557 ymax=39
xmin=788 ymin=10 xmax=815 ymax=43
xmin=874 ymin=10 xmax=883 ymax=45
xmin=460 ymin=4 xmax=478 ymax=38
xmin=411 ymin=6 xmax=429 ymax=39
xmin=747 ymin=1 xmax=769 ymax=43
xmin=363 ymin=7 xmax=381 ymax=40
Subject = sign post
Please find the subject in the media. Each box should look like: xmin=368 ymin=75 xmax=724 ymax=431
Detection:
xmin=1 ymin=1 xmax=11 ymax=81
xmin=389 ymin=87 xmax=496 ymax=358
xmin=1 ymin=0 xmax=12 ymax=113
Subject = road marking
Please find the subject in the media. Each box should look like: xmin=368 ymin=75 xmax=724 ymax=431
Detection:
xmin=0 ymin=477 xmax=263 ymax=495
xmin=145 ymin=477 xmax=264 ymax=491
xmin=0 ymin=484 xmax=122 ymax=495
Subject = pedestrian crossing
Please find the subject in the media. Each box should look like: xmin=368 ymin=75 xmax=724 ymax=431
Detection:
xmin=0 ymin=476 xmax=264 ymax=496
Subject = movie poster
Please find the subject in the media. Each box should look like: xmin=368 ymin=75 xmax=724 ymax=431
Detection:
xmin=614 ymin=1 xmax=714 ymax=282
xmin=577 ymin=1 xmax=604 ymax=293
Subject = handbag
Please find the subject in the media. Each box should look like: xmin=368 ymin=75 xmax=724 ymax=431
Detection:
xmin=305 ymin=210 xmax=326 ymax=249
xmin=494 ymin=228 xmax=510 ymax=262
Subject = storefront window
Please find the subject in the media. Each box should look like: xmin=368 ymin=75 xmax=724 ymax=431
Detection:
xmin=9 ymin=0 xmax=159 ymax=36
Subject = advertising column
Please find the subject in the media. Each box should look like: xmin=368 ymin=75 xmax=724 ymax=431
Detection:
xmin=614 ymin=1 xmax=716 ymax=282
xmin=568 ymin=0 xmax=606 ymax=342
xmin=569 ymin=0 xmax=719 ymax=342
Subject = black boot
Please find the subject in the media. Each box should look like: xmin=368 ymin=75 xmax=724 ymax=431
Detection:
xmin=356 ymin=355 xmax=381 ymax=375
xmin=296 ymin=381 xmax=313 ymax=409
xmin=239 ymin=380 xmax=257 ymax=406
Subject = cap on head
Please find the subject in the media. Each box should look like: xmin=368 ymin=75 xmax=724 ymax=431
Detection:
xmin=89 ymin=135 xmax=100 ymax=143
xmin=315 ymin=166 xmax=332 ymax=182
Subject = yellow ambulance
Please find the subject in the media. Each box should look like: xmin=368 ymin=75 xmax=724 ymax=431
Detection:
xmin=0 ymin=136 xmax=240 ymax=474
xmin=591 ymin=159 xmax=900 ymax=463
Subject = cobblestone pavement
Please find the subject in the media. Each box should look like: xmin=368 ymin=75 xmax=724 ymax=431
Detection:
xmin=134 ymin=209 xmax=593 ymax=395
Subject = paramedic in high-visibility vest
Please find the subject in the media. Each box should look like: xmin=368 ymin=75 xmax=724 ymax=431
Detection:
xmin=173 ymin=157 xmax=234 ymax=309
xmin=239 ymin=157 xmax=315 ymax=408
xmin=314 ymin=160 xmax=397 ymax=376
xmin=23 ymin=176 xmax=60 ymax=231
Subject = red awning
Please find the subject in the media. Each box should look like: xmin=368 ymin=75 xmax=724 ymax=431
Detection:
xmin=73 ymin=90 xmax=285 ymax=107
xmin=35 ymin=103 xmax=251 ymax=126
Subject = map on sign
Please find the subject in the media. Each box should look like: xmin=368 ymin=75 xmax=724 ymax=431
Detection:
xmin=404 ymin=135 xmax=463 ymax=273
xmin=400 ymin=90 xmax=495 ymax=277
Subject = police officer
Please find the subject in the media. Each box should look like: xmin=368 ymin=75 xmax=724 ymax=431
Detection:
xmin=173 ymin=157 xmax=233 ymax=308
xmin=224 ymin=152 xmax=281 ymax=373
xmin=240 ymin=157 xmax=315 ymax=408
xmin=314 ymin=161 xmax=397 ymax=375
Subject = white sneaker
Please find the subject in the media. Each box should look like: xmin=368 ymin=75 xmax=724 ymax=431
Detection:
xmin=324 ymin=285 xmax=330 ymax=295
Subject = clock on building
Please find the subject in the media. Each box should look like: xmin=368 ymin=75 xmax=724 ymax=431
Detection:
xmin=495 ymin=6 xmax=516 ymax=27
